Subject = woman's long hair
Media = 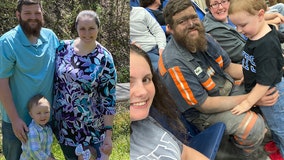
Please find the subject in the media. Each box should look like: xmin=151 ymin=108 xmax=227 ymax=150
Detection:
xmin=130 ymin=44 xmax=187 ymax=142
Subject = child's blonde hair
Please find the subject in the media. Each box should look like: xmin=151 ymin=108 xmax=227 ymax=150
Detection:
xmin=229 ymin=0 xmax=267 ymax=15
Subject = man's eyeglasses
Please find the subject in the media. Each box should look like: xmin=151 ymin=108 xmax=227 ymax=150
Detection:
xmin=210 ymin=0 xmax=229 ymax=9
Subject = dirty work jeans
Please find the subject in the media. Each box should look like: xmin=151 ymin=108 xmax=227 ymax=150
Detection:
xmin=2 ymin=121 xmax=22 ymax=160
xmin=183 ymin=108 xmax=266 ymax=154
xmin=260 ymin=80 xmax=284 ymax=157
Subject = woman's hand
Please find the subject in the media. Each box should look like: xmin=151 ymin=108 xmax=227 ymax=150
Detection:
xmin=101 ymin=136 xmax=112 ymax=155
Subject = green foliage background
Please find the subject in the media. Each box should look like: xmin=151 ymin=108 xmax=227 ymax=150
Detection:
xmin=0 ymin=0 xmax=130 ymax=83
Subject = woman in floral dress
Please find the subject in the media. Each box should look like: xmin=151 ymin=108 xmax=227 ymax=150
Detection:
xmin=52 ymin=10 xmax=117 ymax=160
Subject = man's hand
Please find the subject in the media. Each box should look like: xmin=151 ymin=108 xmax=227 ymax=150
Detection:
xmin=12 ymin=117 xmax=28 ymax=143
xmin=256 ymin=87 xmax=279 ymax=106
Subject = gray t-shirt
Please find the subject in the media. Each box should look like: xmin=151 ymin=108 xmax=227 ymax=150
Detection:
xmin=130 ymin=117 xmax=183 ymax=160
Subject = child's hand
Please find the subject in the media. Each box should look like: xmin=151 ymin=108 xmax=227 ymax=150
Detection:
xmin=231 ymin=100 xmax=251 ymax=115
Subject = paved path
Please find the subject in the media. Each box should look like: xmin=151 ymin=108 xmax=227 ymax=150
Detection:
xmin=116 ymin=83 xmax=129 ymax=102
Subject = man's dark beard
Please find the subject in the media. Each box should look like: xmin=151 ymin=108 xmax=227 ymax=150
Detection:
xmin=19 ymin=16 xmax=43 ymax=37
xmin=174 ymin=22 xmax=207 ymax=53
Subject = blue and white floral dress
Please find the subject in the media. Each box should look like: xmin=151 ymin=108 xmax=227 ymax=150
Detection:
xmin=52 ymin=40 xmax=117 ymax=150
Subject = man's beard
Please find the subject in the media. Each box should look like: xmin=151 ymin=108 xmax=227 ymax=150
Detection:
xmin=174 ymin=22 xmax=207 ymax=53
xmin=19 ymin=16 xmax=43 ymax=37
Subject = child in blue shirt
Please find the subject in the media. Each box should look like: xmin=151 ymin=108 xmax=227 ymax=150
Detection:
xmin=20 ymin=94 xmax=55 ymax=160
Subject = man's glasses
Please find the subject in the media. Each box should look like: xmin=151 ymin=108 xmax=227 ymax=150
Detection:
xmin=210 ymin=0 xmax=229 ymax=9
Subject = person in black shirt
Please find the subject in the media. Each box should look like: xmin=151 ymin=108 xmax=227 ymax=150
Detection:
xmin=229 ymin=0 xmax=284 ymax=159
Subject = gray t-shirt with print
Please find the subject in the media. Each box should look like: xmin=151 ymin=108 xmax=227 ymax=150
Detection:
xmin=130 ymin=117 xmax=183 ymax=160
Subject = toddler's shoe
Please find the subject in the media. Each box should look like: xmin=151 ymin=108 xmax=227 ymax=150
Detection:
xmin=264 ymin=141 xmax=279 ymax=154
xmin=269 ymin=150 xmax=284 ymax=160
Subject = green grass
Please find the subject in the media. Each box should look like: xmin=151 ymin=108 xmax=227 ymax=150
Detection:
xmin=52 ymin=102 xmax=130 ymax=160
xmin=0 ymin=102 xmax=130 ymax=160
xmin=110 ymin=104 xmax=130 ymax=160
xmin=51 ymin=137 xmax=65 ymax=159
